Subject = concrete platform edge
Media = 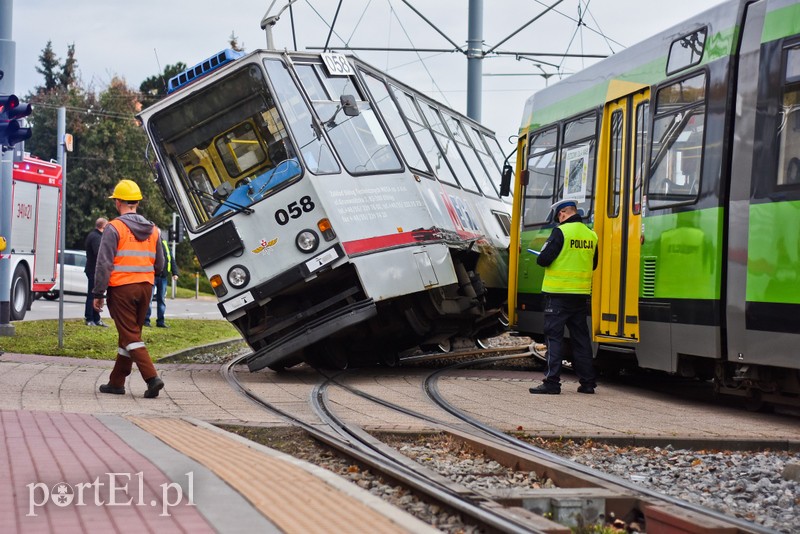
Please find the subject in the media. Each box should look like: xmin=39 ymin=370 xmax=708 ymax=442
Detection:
xmin=96 ymin=414 xmax=279 ymax=534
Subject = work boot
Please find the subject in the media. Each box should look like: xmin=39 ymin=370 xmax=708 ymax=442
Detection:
xmin=529 ymin=384 xmax=560 ymax=395
xmin=144 ymin=377 xmax=164 ymax=398
xmin=577 ymin=385 xmax=595 ymax=394
xmin=143 ymin=321 xmax=151 ymax=327
xmin=99 ymin=383 xmax=125 ymax=395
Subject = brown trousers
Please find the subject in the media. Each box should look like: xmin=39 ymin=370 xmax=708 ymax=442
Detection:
xmin=107 ymin=282 xmax=158 ymax=387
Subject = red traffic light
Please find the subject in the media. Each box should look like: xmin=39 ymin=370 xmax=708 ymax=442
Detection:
xmin=0 ymin=94 xmax=19 ymax=113
xmin=0 ymin=94 xmax=33 ymax=147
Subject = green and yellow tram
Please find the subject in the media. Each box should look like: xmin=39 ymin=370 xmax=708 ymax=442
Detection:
xmin=506 ymin=0 xmax=800 ymax=407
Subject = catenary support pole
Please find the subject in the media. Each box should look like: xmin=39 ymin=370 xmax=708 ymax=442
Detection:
xmin=57 ymin=108 xmax=67 ymax=347
xmin=466 ymin=0 xmax=483 ymax=121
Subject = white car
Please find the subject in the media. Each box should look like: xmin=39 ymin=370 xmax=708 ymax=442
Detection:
xmin=43 ymin=250 xmax=89 ymax=299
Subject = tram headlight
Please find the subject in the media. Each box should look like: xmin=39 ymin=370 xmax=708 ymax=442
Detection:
xmin=227 ymin=265 xmax=250 ymax=288
xmin=295 ymin=229 xmax=319 ymax=253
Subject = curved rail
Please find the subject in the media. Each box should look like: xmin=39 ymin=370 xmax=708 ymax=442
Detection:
xmin=222 ymin=354 xmax=541 ymax=533
xmin=423 ymin=354 xmax=778 ymax=534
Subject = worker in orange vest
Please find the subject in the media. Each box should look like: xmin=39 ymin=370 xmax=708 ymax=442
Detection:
xmin=93 ymin=179 xmax=166 ymax=398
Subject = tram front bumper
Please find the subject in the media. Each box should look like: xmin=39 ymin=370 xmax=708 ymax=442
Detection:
xmin=245 ymin=299 xmax=377 ymax=372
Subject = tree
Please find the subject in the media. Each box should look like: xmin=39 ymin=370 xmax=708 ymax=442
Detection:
xmin=59 ymin=44 xmax=78 ymax=90
xmin=138 ymin=62 xmax=187 ymax=109
xmin=35 ymin=41 xmax=60 ymax=92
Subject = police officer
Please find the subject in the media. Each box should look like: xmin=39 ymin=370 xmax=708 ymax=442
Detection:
xmin=94 ymin=179 xmax=166 ymax=398
xmin=529 ymin=199 xmax=598 ymax=395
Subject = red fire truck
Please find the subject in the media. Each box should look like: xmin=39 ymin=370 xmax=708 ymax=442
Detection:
xmin=3 ymin=154 xmax=63 ymax=320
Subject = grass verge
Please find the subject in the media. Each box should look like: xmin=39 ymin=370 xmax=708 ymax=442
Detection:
xmin=0 ymin=319 xmax=240 ymax=360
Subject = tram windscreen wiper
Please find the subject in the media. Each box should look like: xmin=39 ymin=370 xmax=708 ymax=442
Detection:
xmin=189 ymin=185 xmax=254 ymax=216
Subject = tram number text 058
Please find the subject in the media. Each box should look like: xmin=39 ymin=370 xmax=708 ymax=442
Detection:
xmin=274 ymin=195 xmax=316 ymax=225
xmin=321 ymin=53 xmax=354 ymax=76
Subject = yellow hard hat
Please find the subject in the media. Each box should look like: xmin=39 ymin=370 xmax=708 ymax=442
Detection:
xmin=109 ymin=179 xmax=143 ymax=201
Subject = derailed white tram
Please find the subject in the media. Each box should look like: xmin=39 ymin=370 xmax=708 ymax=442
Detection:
xmin=137 ymin=49 xmax=511 ymax=370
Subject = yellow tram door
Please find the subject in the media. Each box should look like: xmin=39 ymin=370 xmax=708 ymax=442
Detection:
xmin=592 ymin=82 xmax=649 ymax=343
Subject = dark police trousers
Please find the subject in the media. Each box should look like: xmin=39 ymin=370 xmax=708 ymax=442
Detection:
xmin=542 ymin=294 xmax=596 ymax=388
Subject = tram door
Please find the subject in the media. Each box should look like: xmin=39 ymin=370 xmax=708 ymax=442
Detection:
xmin=592 ymin=83 xmax=649 ymax=342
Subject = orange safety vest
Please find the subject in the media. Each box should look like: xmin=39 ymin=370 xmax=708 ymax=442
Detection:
xmin=108 ymin=219 xmax=158 ymax=287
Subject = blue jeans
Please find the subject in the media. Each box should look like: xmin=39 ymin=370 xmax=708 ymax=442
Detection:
xmin=542 ymin=294 xmax=596 ymax=388
xmin=145 ymin=276 xmax=168 ymax=326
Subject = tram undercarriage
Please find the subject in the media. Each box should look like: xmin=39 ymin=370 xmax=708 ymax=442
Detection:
xmin=243 ymin=255 xmax=507 ymax=372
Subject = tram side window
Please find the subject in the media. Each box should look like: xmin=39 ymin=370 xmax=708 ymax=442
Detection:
xmin=777 ymin=47 xmax=800 ymax=187
xmin=443 ymin=112 xmax=500 ymax=198
xmin=557 ymin=113 xmax=596 ymax=218
xmin=633 ymin=101 xmax=649 ymax=214
xmin=264 ymin=59 xmax=339 ymax=175
xmin=294 ymin=63 xmax=402 ymax=175
xmin=483 ymin=133 xmax=514 ymax=177
xmin=523 ymin=127 xmax=558 ymax=226
xmin=468 ymin=127 xmax=500 ymax=174
xmin=608 ymin=111 xmax=623 ymax=217
xmin=647 ymin=72 xmax=706 ymax=209
xmin=420 ymin=105 xmax=478 ymax=192
xmin=361 ymin=71 xmax=431 ymax=175
xmin=392 ymin=87 xmax=459 ymax=186
xmin=667 ymin=28 xmax=707 ymax=75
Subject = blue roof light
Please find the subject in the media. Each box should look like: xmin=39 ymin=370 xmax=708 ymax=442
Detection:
xmin=167 ymin=49 xmax=245 ymax=94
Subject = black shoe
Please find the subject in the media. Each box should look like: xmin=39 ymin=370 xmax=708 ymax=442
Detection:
xmin=577 ymin=385 xmax=595 ymax=394
xmin=144 ymin=377 xmax=164 ymax=398
xmin=95 ymin=320 xmax=109 ymax=328
xmin=529 ymin=384 xmax=560 ymax=395
xmin=143 ymin=321 xmax=151 ymax=327
xmin=156 ymin=323 xmax=168 ymax=328
xmin=99 ymin=383 xmax=125 ymax=395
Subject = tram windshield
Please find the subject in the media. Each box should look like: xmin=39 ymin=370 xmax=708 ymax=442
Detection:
xmin=149 ymin=64 xmax=301 ymax=227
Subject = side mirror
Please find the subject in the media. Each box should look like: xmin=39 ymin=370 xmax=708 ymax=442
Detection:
xmin=340 ymin=95 xmax=359 ymax=117
xmin=500 ymin=163 xmax=513 ymax=197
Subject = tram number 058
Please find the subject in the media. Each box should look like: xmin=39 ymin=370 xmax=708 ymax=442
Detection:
xmin=275 ymin=196 xmax=315 ymax=225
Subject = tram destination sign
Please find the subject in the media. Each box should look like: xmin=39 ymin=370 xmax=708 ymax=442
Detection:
xmin=321 ymin=53 xmax=354 ymax=76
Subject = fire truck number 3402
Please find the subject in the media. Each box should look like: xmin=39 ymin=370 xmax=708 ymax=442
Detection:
xmin=274 ymin=196 xmax=315 ymax=225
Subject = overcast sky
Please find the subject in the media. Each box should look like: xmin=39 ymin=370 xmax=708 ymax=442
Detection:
xmin=12 ymin=0 xmax=721 ymax=152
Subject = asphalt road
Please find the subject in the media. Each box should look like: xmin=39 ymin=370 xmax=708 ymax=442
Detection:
xmin=25 ymin=293 xmax=225 ymax=322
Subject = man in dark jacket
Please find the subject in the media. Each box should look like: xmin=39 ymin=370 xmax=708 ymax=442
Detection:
xmin=529 ymin=199 xmax=599 ymax=395
xmin=84 ymin=218 xmax=108 ymax=327
xmin=144 ymin=231 xmax=179 ymax=328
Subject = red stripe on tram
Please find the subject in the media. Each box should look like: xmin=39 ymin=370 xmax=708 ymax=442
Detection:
xmin=342 ymin=232 xmax=421 ymax=255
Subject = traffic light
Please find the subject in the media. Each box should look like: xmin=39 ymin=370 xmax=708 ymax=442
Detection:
xmin=175 ymin=216 xmax=185 ymax=242
xmin=0 ymin=94 xmax=32 ymax=148
xmin=171 ymin=215 xmax=185 ymax=242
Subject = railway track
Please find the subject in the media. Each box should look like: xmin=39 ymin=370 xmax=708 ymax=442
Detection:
xmin=221 ymin=349 xmax=780 ymax=533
